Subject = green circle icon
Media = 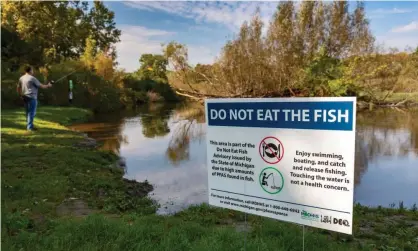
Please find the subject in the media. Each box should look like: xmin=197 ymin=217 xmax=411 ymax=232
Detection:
xmin=259 ymin=167 xmax=284 ymax=194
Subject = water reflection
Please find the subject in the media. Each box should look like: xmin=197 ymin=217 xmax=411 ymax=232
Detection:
xmin=357 ymin=109 xmax=418 ymax=158
xmin=354 ymin=108 xmax=418 ymax=207
xmin=69 ymin=118 xmax=128 ymax=154
xmin=140 ymin=103 xmax=172 ymax=138
xmin=69 ymin=105 xmax=418 ymax=212
xmin=166 ymin=105 xmax=205 ymax=166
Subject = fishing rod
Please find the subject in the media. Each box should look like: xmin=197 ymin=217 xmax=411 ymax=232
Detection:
xmin=53 ymin=70 xmax=77 ymax=83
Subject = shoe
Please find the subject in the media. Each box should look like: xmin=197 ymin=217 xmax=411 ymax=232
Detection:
xmin=27 ymin=127 xmax=38 ymax=131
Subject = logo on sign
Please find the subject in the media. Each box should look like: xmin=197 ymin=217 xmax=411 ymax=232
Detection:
xmin=321 ymin=215 xmax=332 ymax=224
xmin=301 ymin=210 xmax=320 ymax=221
xmin=259 ymin=136 xmax=284 ymax=164
xmin=333 ymin=218 xmax=350 ymax=227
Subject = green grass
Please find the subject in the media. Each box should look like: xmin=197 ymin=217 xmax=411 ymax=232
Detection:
xmin=1 ymin=106 xmax=157 ymax=246
xmin=2 ymin=106 xmax=418 ymax=251
xmin=3 ymin=204 xmax=418 ymax=251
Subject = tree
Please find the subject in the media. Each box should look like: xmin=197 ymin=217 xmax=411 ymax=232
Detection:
xmin=94 ymin=50 xmax=115 ymax=81
xmin=1 ymin=27 xmax=32 ymax=71
xmin=166 ymin=0 xmax=376 ymax=99
xmin=137 ymin=54 xmax=168 ymax=81
xmin=164 ymin=41 xmax=199 ymax=92
xmin=84 ymin=1 xmax=121 ymax=60
xmin=1 ymin=0 xmax=120 ymax=68
xmin=326 ymin=1 xmax=351 ymax=57
xmin=80 ymin=35 xmax=97 ymax=70
xmin=1 ymin=1 xmax=85 ymax=65
xmin=350 ymin=1 xmax=375 ymax=56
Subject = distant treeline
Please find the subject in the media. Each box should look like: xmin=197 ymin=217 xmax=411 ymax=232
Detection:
xmin=162 ymin=1 xmax=418 ymax=104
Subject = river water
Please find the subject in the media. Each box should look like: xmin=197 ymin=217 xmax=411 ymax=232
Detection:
xmin=69 ymin=103 xmax=418 ymax=214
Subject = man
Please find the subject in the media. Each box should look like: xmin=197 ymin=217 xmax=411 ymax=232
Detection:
xmin=17 ymin=66 xmax=53 ymax=131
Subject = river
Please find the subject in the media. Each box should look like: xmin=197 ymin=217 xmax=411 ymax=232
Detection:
xmin=69 ymin=103 xmax=418 ymax=214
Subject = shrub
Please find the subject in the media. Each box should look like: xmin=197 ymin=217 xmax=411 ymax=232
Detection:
xmin=146 ymin=91 xmax=162 ymax=102
xmin=2 ymin=59 xmax=179 ymax=112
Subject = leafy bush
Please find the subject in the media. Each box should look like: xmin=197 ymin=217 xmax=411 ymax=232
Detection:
xmin=300 ymin=49 xmax=353 ymax=97
xmin=123 ymin=75 xmax=179 ymax=102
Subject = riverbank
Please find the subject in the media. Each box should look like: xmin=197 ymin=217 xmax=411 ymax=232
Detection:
xmin=2 ymin=106 xmax=417 ymax=251
xmin=356 ymin=92 xmax=418 ymax=110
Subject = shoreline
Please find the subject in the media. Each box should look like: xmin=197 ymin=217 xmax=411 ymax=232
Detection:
xmin=357 ymin=100 xmax=418 ymax=110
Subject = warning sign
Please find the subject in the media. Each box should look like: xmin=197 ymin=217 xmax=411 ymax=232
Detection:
xmin=259 ymin=136 xmax=284 ymax=164
xmin=205 ymin=97 xmax=356 ymax=235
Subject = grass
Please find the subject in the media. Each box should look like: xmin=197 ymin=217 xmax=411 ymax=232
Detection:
xmin=2 ymin=106 xmax=418 ymax=251
xmin=1 ymin=107 xmax=156 ymax=242
xmin=3 ymin=204 xmax=418 ymax=251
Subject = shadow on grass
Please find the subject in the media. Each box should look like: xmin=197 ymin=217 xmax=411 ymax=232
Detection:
xmin=2 ymin=106 xmax=92 ymax=127
xmin=1 ymin=128 xmax=83 ymax=148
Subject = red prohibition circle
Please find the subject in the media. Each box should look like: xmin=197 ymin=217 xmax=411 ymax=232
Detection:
xmin=259 ymin=136 xmax=284 ymax=164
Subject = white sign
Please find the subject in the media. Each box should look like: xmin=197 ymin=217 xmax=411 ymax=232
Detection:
xmin=205 ymin=97 xmax=356 ymax=234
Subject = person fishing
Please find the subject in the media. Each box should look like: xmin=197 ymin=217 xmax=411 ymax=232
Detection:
xmin=17 ymin=66 xmax=54 ymax=131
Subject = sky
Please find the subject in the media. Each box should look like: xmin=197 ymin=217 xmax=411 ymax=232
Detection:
xmin=102 ymin=1 xmax=418 ymax=72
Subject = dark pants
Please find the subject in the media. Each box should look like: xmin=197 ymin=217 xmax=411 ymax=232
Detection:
xmin=23 ymin=96 xmax=37 ymax=130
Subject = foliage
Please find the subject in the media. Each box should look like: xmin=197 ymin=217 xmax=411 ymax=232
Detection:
xmin=2 ymin=53 xmax=178 ymax=113
xmin=2 ymin=60 xmax=117 ymax=112
xmin=1 ymin=26 xmax=32 ymax=72
xmin=0 ymin=0 xmax=152 ymax=112
xmin=1 ymin=0 xmax=179 ymax=111
xmin=164 ymin=0 xmax=416 ymax=102
xmin=1 ymin=0 xmax=120 ymax=68
xmin=136 ymin=54 xmax=168 ymax=81
xmin=84 ymin=1 xmax=121 ymax=60
xmin=94 ymin=51 xmax=115 ymax=82
xmin=343 ymin=50 xmax=416 ymax=102
xmin=301 ymin=47 xmax=348 ymax=96
xmin=122 ymin=74 xmax=179 ymax=103
xmin=80 ymin=35 xmax=97 ymax=70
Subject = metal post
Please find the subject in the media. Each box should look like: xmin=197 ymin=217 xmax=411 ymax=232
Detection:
xmin=303 ymin=225 xmax=305 ymax=251
xmin=244 ymin=172 xmax=247 ymax=251
xmin=244 ymin=212 xmax=247 ymax=251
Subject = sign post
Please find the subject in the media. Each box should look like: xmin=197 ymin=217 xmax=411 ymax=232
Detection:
xmin=205 ymin=97 xmax=356 ymax=234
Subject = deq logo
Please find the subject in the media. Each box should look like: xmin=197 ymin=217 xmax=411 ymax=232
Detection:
xmin=301 ymin=210 xmax=320 ymax=221
xmin=333 ymin=217 xmax=350 ymax=227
